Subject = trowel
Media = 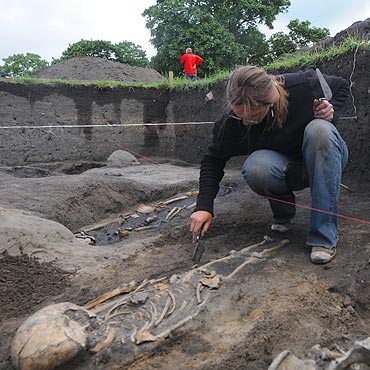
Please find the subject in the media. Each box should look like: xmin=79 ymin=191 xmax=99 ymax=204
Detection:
xmin=192 ymin=227 xmax=204 ymax=264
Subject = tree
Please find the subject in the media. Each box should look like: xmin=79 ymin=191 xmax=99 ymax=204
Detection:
xmin=114 ymin=41 xmax=150 ymax=67
xmin=269 ymin=32 xmax=296 ymax=58
xmin=143 ymin=0 xmax=290 ymax=76
xmin=288 ymin=19 xmax=330 ymax=48
xmin=1 ymin=53 xmax=49 ymax=77
xmin=53 ymin=39 xmax=150 ymax=68
xmin=269 ymin=19 xmax=330 ymax=58
xmin=58 ymin=40 xmax=115 ymax=60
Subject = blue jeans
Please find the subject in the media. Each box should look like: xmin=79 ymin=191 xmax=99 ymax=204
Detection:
xmin=185 ymin=73 xmax=197 ymax=81
xmin=241 ymin=119 xmax=348 ymax=247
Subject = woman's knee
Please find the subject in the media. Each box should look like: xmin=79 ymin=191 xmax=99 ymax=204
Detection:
xmin=242 ymin=150 xmax=285 ymax=192
xmin=303 ymin=119 xmax=337 ymax=149
xmin=242 ymin=151 xmax=266 ymax=187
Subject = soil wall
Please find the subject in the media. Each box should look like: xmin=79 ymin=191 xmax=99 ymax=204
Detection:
xmin=0 ymin=49 xmax=369 ymax=178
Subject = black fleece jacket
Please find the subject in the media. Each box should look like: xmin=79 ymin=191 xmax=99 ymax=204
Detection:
xmin=195 ymin=70 xmax=350 ymax=216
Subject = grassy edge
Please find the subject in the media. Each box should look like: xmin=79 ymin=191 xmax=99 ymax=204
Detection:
xmin=5 ymin=36 xmax=369 ymax=90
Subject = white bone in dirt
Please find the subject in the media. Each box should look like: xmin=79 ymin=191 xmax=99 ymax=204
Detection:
xmin=11 ymin=236 xmax=287 ymax=370
xmin=268 ymin=350 xmax=317 ymax=370
xmin=326 ymin=337 xmax=370 ymax=370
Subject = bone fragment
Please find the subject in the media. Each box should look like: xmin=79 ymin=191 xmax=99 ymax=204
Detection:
xmin=81 ymin=217 xmax=124 ymax=233
xmin=104 ymin=279 xmax=150 ymax=320
xmin=222 ymin=258 xmax=257 ymax=281
xmin=196 ymin=282 xmax=203 ymax=304
xmin=84 ymin=284 xmax=137 ymax=310
xmin=134 ymin=225 xmax=158 ymax=232
xmin=167 ymin=290 xmax=176 ymax=315
xmin=186 ymin=191 xmax=198 ymax=197
xmin=136 ymin=204 xmax=155 ymax=214
xmin=326 ymin=337 xmax=370 ymax=370
xmin=200 ymin=275 xmax=221 ymax=289
xmin=148 ymin=301 xmax=158 ymax=330
xmin=129 ymin=324 xmax=138 ymax=343
xmin=164 ymin=207 xmax=179 ymax=222
xmin=149 ymin=276 xmax=169 ymax=285
xmin=261 ymin=239 xmax=290 ymax=255
xmin=90 ymin=326 xmax=116 ymax=353
xmin=223 ymin=239 xmax=289 ymax=281
xmin=165 ymin=205 xmax=185 ymax=222
xmin=134 ymin=331 xmax=158 ymax=344
xmin=268 ymin=351 xmax=316 ymax=370
xmin=155 ymin=291 xmax=211 ymax=340
xmin=107 ymin=310 xmax=133 ymax=320
xmin=307 ymin=344 xmax=343 ymax=361
xmin=186 ymin=202 xmax=196 ymax=209
xmin=133 ymin=302 xmax=159 ymax=344
xmin=201 ymin=236 xmax=271 ymax=270
xmin=161 ymin=196 xmax=189 ymax=206
xmin=154 ymin=297 xmax=171 ymax=327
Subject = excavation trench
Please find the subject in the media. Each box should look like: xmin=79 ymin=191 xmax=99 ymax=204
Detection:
xmin=2 ymin=41 xmax=370 ymax=369
xmin=1 ymin=158 xmax=370 ymax=370
xmin=84 ymin=185 xmax=234 ymax=246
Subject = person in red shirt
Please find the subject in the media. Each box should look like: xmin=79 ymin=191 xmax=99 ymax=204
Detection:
xmin=180 ymin=48 xmax=203 ymax=81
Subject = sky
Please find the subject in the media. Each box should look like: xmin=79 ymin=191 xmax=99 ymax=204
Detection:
xmin=0 ymin=0 xmax=370 ymax=65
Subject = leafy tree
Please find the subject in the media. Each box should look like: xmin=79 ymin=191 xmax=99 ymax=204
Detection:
xmin=288 ymin=19 xmax=330 ymax=48
xmin=114 ymin=41 xmax=149 ymax=67
xmin=240 ymin=26 xmax=271 ymax=66
xmin=58 ymin=40 xmax=115 ymax=60
xmin=269 ymin=32 xmax=296 ymax=58
xmin=1 ymin=53 xmax=49 ymax=77
xmin=143 ymin=0 xmax=290 ymax=76
xmin=269 ymin=19 xmax=330 ymax=58
xmin=53 ymin=39 xmax=150 ymax=68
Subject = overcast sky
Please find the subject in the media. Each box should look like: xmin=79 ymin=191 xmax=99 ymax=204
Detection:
xmin=0 ymin=0 xmax=369 ymax=65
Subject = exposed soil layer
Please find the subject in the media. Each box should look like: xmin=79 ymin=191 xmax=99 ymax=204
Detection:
xmin=1 ymin=165 xmax=370 ymax=370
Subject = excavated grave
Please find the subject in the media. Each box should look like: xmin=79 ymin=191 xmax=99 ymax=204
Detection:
xmin=1 ymin=158 xmax=370 ymax=370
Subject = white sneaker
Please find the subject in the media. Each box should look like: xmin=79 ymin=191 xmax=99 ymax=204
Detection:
xmin=271 ymin=222 xmax=292 ymax=233
xmin=310 ymin=246 xmax=336 ymax=264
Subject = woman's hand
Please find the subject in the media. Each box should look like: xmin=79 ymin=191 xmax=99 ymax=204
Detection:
xmin=190 ymin=211 xmax=212 ymax=242
xmin=313 ymin=99 xmax=334 ymax=122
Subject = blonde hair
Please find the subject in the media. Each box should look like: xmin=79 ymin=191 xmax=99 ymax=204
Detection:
xmin=226 ymin=65 xmax=288 ymax=129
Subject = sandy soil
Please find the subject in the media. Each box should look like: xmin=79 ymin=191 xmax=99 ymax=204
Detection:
xmin=0 ymin=158 xmax=370 ymax=370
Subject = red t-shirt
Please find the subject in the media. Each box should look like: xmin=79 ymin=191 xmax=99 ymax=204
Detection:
xmin=180 ymin=53 xmax=203 ymax=74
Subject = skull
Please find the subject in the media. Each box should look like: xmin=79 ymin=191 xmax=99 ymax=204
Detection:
xmin=11 ymin=302 xmax=115 ymax=370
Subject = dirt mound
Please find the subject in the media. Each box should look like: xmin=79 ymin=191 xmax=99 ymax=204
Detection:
xmin=0 ymin=251 xmax=71 ymax=321
xmin=32 ymin=56 xmax=164 ymax=83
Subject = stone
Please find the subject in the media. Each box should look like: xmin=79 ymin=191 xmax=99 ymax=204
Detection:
xmin=107 ymin=150 xmax=139 ymax=167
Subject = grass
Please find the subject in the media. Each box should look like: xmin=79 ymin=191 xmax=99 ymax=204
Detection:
xmin=4 ymin=36 xmax=370 ymax=90
xmin=15 ymin=69 xmax=231 ymax=90
xmin=167 ymin=69 xmax=230 ymax=90
xmin=263 ymin=35 xmax=369 ymax=72
xmin=14 ymin=76 xmax=170 ymax=89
